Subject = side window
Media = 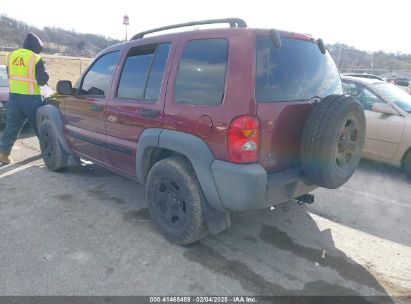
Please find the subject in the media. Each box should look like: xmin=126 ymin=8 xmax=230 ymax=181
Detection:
xmin=342 ymin=82 xmax=360 ymax=96
xmin=117 ymin=43 xmax=171 ymax=101
xmin=175 ymin=39 xmax=228 ymax=105
xmin=145 ymin=44 xmax=171 ymax=100
xmin=80 ymin=51 xmax=119 ymax=96
xmin=357 ymin=87 xmax=383 ymax=111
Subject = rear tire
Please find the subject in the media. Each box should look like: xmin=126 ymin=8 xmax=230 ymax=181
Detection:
xmin=39 ymin=120 xmax=68 ymax=172
xmin=404 ymin=151 xmax=411 ymax=179
xmin=300 ymin=95 xmax=366 ymax=189
xmin=146 ymin=156 xmax=208 ymax=245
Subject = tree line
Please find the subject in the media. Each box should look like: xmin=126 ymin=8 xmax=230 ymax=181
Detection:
xmin=0 ymin=15 xmax=120 ymax=57
xmin=2 ymin=14 xmax=411 ymax=72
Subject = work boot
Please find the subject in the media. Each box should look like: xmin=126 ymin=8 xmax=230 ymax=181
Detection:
xmin=0 ymin=153 xmax=11 ymax=164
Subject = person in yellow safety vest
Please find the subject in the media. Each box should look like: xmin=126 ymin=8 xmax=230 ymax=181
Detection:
xmin=0 ymin=33 xmax=49 ymax=164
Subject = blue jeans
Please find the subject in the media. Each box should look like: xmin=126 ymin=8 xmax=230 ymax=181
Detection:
xmin=0 ymin=93 xmax=44 ymax=154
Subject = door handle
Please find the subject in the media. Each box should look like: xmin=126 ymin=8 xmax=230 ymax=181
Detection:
xmin=140 ymin=109 xmax=160 ymax=118
xmin=90 ymin=104 xmax=103 ymax=112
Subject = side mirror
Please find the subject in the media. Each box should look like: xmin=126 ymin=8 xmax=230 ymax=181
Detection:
xmin=57 ymin=80 xmax=73 ymax=95
xmin=372 ymin=102 xmax=398 ymax=115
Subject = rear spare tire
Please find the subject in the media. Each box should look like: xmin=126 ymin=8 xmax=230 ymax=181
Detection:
xmin=300 ymin=94 xmax=365 ymax=189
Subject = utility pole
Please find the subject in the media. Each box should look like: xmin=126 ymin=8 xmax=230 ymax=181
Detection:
xmin=123 ymin=15 xmax=129 ymax=42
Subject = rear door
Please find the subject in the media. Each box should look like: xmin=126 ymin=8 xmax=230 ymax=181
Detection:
xmin=163 ymin=31 xmax=245 ymax=162
xmin=64 ymin=51 xmax=120 ymax=164
xmin=104 ymin=40 xmax=174 ymax=176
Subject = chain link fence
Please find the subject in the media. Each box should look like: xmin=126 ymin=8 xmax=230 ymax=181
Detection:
xmin=0 ymin=52 xmax=92 ymax=90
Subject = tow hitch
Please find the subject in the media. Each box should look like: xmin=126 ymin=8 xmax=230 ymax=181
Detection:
xmin=295 ymin=194 xmax=315 ymax=206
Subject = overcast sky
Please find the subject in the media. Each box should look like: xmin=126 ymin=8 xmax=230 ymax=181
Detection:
xmin=1 ymin=0 xmax=410 ymax=53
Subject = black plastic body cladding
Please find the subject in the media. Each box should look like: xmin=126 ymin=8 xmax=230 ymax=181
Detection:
xmin=137 ymin=129 xmax=231 ymax=234
xmin=36 ymin=104 xmax=73 ymax=154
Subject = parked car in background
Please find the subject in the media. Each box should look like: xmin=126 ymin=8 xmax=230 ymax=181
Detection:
xmin=342 ymin=76 xmax=411 ymax=178
xmin=384 ymin=76 xmax=411 ymax=94
xmin=402 ymin=85 xmax=411 ymax=95
xmin=342 ymin=73 xmax=385 ymax=81
xmin=0 ymin=65 xmax=8 ymax=125
xmin=36 ymin=18 xmax=365 ymax=244
xmin=392 ymin=78 xmax=410 ymax=87
xmin=0 ymin=64 xmax=54 ymax=127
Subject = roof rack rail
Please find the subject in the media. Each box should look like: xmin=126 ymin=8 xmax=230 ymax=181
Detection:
xmin=131 ymin=18 xmax=247 ymax=40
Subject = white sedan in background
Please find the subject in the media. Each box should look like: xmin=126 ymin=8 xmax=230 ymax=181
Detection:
xmin=342 ymin=76 xmax=411 ymax=178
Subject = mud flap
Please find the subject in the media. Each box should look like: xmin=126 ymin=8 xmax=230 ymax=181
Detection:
xmin=202 ymin=200 xmax=231 ymax=234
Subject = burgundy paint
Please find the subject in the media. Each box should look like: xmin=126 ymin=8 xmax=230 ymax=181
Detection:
xmin=54 ymin=27 xmax=328 ymax=178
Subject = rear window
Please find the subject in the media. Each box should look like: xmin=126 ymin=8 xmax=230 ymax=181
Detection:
xmin=256 ymin=37 xmax=342 ymax=102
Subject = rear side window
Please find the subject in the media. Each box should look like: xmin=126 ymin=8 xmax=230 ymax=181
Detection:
xmin=256 ymin=37 xmax=342 ymax=102
xmin=117 ymin=43 xmax=171 ymax=101
xmin=80 ymin=51 xmax=119 ymax=96
xmin=175 ymin=39 xmax=228 ymax=105
xmin=145 ymin=44 xmax=171 ymax=100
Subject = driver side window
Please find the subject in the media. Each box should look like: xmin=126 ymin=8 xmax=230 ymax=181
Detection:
xmin=356 ymin=87 xmax=383 ymax=111
xmin=79 ymin=51 xmax=120 ymax=97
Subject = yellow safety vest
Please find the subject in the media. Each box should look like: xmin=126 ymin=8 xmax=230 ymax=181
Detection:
xmin=6 ymin=49 xmax=41 ymax=95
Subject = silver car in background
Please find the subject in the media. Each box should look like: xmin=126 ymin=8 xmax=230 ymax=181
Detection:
xmin=342 ymin=76 xmax=411 ymax=178
xmin=0 ymin=65 xmax=8 ymax=125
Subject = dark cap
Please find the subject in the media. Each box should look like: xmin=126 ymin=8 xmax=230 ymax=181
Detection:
xmin=23 ymin=33 xmax=44 ymax=54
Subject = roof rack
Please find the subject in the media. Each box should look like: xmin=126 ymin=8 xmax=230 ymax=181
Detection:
xmin=131 ymin=18 xmax=247 ymax=40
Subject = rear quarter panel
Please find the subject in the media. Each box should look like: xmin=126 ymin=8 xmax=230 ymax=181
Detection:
xmin=0 ymin=87 xmax=9 ymax=102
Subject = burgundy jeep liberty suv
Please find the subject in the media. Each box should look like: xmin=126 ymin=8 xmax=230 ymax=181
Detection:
xmin=37 ymin=18 xmax=365 ymax=244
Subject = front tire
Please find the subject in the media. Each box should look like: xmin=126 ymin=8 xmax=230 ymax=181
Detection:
xmin=146 ymin=156 xmax=208 ymax=245
xmin=39 ymin=120 xmax=68 ymax=171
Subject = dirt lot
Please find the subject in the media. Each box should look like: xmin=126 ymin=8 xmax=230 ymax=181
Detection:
xmin=0 ymin=131 xmax=410 ymax=302
xmin=0 ymin=52 xmax=92 ymax=89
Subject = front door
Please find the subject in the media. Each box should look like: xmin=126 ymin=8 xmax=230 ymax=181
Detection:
xmin=64 ymin=51 xmax=120 ymax=164
xmin=353 ymin=84 xmax=405 ymax=161
xmin=104 ymin=41 xmax=174 ymax=176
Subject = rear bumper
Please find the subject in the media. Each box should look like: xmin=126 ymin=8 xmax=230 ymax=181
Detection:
xmin=211 ymin=160 xmax=317 ymax=211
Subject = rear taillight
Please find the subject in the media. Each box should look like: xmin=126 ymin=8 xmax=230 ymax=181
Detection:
xmin=228 ymin=116 xmax=260 ymax=163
